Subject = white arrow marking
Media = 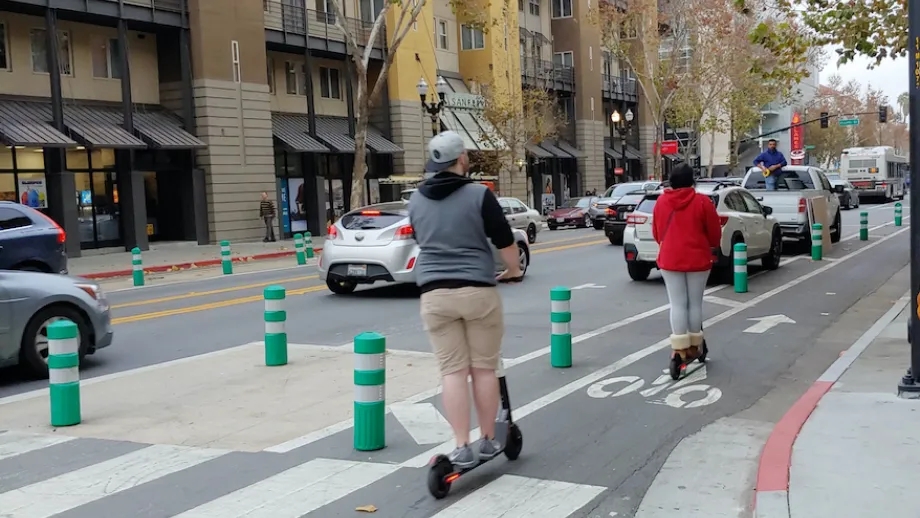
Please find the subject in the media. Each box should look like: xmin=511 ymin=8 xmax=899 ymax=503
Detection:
xmin=743 ymin=314 xmax=796 ymax=334
xmin=571 ymin=283 xmax=606 ymax=290
xmin=391 ymin=403 xmax=452 ymax=445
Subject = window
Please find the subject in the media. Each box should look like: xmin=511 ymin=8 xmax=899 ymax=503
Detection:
xmin=552 ymin=0 xmax=572 ymax=18
xmin=460 ymin=25 xmax=485 ymax=50
xmin=360 ymin=0 xmax=385 ymax=23
xmin=529 ymin=0 xmax=540 ymax=16
xmin=533 ymin=41 xmax=542 ymax=59
xmin=498 ymin=198 xmax=512 ymax=215
xmin=0 ymin=207 xmax=32 ymax=231
xmin=602 ymin=50 xmax=612 ymax=76
xmin=723 ymin=192 xmax=746 ymax=212
xmin=553 ymin=51 xmax=573 ymax=68
xmin=285 ymin=61 xmax=297 ymax=94
xmin=315 ymin=0 xmax=336 ymax=24
xmin=510 ymin=199 xmax=528 ymax=213
xmin=319 ymin=66 xmax=341 ymax=99
xmin=0 ymin=22 xmax=9 ymax=70
xmin=739 ymin=191 xmax=764 ymax=214
xmin=30 ymin=28 xmax=72 ymax=75
xmin=92 ymin=37 xmax=123 ymax=79
xmin=519 ymin=36 xmax=526 ymax=56
xmin=267 ymin=58 xmax=275 ymax=94
xmin=519 ymin=0 xmax=524 ymax=10
xmin=300 ymin=64 xmax=308 ymax=95
xmin=436 ymin=20 xmax=449 ymax=50
xmin=231 ymin=40 xmax=241 ymax=83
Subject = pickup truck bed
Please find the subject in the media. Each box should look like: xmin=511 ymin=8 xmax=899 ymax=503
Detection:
xmin=742 ymin=166 xmax=842 ymax=242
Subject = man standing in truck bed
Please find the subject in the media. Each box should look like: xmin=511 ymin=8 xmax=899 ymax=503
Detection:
xmin=754 ymin=139 xmax=788 ymax=191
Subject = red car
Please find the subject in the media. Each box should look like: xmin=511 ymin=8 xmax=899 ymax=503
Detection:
xmin=547 ymin=196 xmax=597 ymax=230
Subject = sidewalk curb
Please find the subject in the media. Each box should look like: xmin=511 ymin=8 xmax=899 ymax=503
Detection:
xmin=752 ymin=293 xmax=910 ymax=518
xmin=80 ymin=248 xmax=321 ymax=280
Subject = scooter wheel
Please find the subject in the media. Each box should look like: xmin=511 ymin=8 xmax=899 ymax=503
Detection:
xmin=698 ymin=340 xmax=708 ymax=363
xmin=669 ymin=354 xmax=682 ymax=380
xmin=427 ymin=456 xmax=454 ymax=500
xmin=504 ymin=423 xmax=523 ymax=461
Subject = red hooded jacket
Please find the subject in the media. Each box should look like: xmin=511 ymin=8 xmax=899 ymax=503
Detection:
xmin=652 ymin=187 xmax=723 ymax=272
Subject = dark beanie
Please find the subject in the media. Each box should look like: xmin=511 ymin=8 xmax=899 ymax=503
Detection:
xmin=670 ymin=163 xmax=694 ymax=189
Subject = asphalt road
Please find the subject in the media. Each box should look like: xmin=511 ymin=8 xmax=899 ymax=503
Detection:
xmin=0 ymin=199 xmax=910 ymax=517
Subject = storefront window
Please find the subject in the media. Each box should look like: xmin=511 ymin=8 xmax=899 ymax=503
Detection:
xmin=16 ymin=148 xmax=45 ymax=169
xmin=0 ymin=173 xmax=14 ymax=202
xmin=66 ymin=148 xmax=116 ymax=170
xmin=0 ymin=147 xmax=13 ymax=169
xmin=75 ymin=170 xmax=121 ymax=247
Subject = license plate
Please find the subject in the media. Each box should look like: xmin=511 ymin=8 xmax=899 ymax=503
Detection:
xmin=556 ymin=217 xmax=564 ymax=223
xmin=347 ymin=264 xmax=367 ymax=277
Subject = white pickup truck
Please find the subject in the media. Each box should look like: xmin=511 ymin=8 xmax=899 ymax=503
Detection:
xmin=741 ymin=166 xmax=842 ymax=244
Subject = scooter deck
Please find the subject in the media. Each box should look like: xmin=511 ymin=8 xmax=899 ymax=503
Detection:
xmin=440 ymin=419 xmax=512 ymax=475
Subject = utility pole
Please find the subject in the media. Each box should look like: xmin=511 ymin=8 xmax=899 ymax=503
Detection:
xmin=898 ymin=0 xmax=920 ymax=397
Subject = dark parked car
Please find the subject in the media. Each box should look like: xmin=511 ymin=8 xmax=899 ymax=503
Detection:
xmin=547 ymin=196 xmax=597 ymax=230
xmin=603 ymin=193 xmax=647 ymax=245
xmin=0 ymin=202 xmax=68 ymax=274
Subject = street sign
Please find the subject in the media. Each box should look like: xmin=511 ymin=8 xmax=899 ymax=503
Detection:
xmin=839 ymin=118 xmax=860 ymax=126
xmin=805 ymin=144 xmax=816 ymax=150
xmin=660 ymin=140 xmax=679 ymax=155
xmin=789 ymin=150 xmax=806 ymax=160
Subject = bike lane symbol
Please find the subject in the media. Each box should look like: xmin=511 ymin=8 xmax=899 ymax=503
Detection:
xmin=586 ymin=365 xmax=722 ymax=409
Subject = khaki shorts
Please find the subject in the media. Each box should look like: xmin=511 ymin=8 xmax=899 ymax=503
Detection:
xmin=420 ymin=286 xmax=504 ymax=375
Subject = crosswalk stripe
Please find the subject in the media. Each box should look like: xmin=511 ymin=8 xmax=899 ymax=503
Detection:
xmin=0 ymin=431 xmax=77 ymax=461
xmin=173 ymin=458 xmax=399 ymax=517
xmin=0 ymin=443 xmax=227 ymax=518
xmin=430 ymin=474 xmax=606 ymax=517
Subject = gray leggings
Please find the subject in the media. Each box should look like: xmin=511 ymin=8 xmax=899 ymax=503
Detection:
xmin=660 ymin=269 xmax=709 ymax=335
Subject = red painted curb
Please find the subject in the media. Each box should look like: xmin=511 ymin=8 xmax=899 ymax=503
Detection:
xmin=754 ymin=380 xmax=834 ymax=493
xmin=80 ymin=247 xmax=322 ymax=280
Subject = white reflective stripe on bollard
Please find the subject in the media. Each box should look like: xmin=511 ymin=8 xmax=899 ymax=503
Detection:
xmin=49 ymin=367 xmax=80 ymax=384
xmin=354 ymin=384 xmax=385 ymax=403
xmin=551 ymin=300 xmax=569 ymax=313
xmin=221 ymin=246 xmax=230 ymax=253
xmin=354 ymin=353 xmax=385 ymax=371
xmin=551 ymin=322 xmax=569 ymax=334
xmin=734 ymin=251 xmax=747 ymax=260
xmin=264 ymin=300 xmax=284 ymax=312
xmin=49 ymin=337 xmax=79 ymax=356
xmin=264 ymin=322 xmax=285 ymax=334
xmin=734 ymin=265 xmax=747 ymax=273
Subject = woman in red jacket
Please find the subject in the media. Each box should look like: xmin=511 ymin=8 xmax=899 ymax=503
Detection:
xmin=652 ymin=164 xmax=722 ymax=363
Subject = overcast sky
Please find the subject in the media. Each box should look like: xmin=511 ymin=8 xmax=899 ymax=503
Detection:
xmin=820 ymin=48 xmax=908 ymax=106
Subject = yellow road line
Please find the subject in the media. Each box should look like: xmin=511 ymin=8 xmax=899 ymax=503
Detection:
xmin=531 ymin=233 xmax=601 ymax=247
xmin=112 ymin=237 xmax=608 ymax=325
xmin=111 ymin=275 xmax=318 ymax=309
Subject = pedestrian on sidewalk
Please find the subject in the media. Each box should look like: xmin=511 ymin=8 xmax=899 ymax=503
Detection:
xmin=652 ymin=163 xmax=722 ymax=361
xmin=259 ymin=192 xmax=277 ymax=242
xmin=409 ymin=130 xmax=523 ymax=469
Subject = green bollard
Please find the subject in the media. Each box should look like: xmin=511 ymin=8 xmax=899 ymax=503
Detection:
xmin=860 ymin=212 xmax=869 ymax=241
xmin=895 ymin=202 xmax=903 ymax=227
xmin=811 ymin=223 xmax=823 ymax=260
xmin=353 ymin=332 xmax=386 ymax=451
xmin=550 ymin=287 xmax=572 ymax=368
xmin=220 ymin=240 xmax=233 ymax=274
xmin=131 ymin=247 xmax=144 ymax=287
xmin=294 ymin=233 xmax=306 ymax=265
xmin=304 ymin=232 xmax=315 ymax=259
xmin=48 ymin=320 xmax=81 ymax=427
xmin=263 ymin=286 xmax=287 ymax=366
xmin=733 ymin=242 xmax=748 ymax=293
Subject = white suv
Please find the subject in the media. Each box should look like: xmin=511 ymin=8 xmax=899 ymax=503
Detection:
xmin=622 ymin=181 xmax=783 ymax=281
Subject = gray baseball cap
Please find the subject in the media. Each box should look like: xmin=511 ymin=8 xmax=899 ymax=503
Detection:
xmin=425 ymin=131 xmax=466 ymax=173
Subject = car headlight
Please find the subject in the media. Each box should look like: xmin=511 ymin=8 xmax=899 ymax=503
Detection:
xmin=75 ymin=283 xmax=104 ymax=302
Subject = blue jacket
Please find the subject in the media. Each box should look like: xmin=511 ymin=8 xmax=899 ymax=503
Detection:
xmin=753 ymin=149 xmax=788 ymax=171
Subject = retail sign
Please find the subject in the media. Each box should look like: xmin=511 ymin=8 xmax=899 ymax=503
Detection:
xmin=445 ymin=92 xmax=485 ymax=110
xmin=18 ymin=178 xmax=47 ymax=209
xmin=659 ymin=140 xmax=679 ymax=155
xmin=614 ymin=167 xmax=624 ymax=175
xmin=790 ymin=112 xmax=804 ymax=165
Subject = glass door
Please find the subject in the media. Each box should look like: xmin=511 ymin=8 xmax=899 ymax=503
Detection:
xmin=75 ymin=171 xmax=122 ymax=249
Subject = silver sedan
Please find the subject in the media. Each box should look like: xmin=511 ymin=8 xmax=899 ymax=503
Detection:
xmin=0 ymin=271 xmax=114 ymax=378
xmin=317 ymin=201 xmax=530 ymax=294
xmin=498 ymin=197 xmax=543 ymax=244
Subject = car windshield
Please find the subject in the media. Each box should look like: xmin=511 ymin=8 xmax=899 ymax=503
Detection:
xmin=636 ymin=193 xmax=717 ymax=213
xmin=340 ymin=203 xmax=408 ymax=230
xmin=826 ymin=174 xmax=842 ymax=182
xmin=614 ymin=194 xmax=646 ymax=206
xmin=562 ymin=197 xmax=592 ymax=208
xmin=604 ymin=184 xmax=643 ymax=197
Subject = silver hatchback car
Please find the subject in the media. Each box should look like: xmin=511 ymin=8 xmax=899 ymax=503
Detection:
xmin=318 ymin=201 xmax=530 ymax=294
xmin=0 ymin=271 xmax=113 ymax=378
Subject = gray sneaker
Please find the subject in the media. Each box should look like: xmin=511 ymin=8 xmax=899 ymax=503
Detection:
xmin=448 ymin=444 xmax=477 ymax=469
xmin=476 ymin=437 xmax=503 ymax=461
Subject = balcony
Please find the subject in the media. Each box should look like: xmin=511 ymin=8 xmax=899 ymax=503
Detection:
xmin=519 ymin=56 xmax=575 ymax=93
xmin=761 ymin=102 xmax=783 ymax=115
xmin=263 ymin=0 xmax=386 ymax=56
xmin=4 ymin=0 xmax=185 ymax=27
xmin=602 ymin=74 xmax=638 ymax=101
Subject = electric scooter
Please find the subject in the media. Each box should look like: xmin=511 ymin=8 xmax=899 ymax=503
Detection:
xmin=426 ymin=356 xmax=523 ymax=499
xmin=668 ymin=324 xmax=708 ymax=380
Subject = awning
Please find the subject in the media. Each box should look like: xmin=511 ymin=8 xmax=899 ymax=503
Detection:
xmin=532 ymin=31 xmax=552 ymax=45
xmin=556 ymin=140 xmax=584 ymax=158
xmin=519 ymin=27 xmax=532 ymax=38
xmin=378 ymin=175 xmax=424 ymax=184
xmin=605 ymin=146 xmax=642 ymax=161
xmin=133 ymin=112 xmax=207 ymax=150
xmin=271 ymin=113 xmax=330 ymax=153
xmin=365 ymin=133 xmax=403 ymax=154
xmin=0 ymin=100 xmax=77 ymax=148
xmin=453 ymin=110 xmax=494 ymax=150
xmin=440 ymin=112 xmax=479 ymax=150
xmin=664 ymin=153 xmax=685 ymax=161
xmin=313 ymin=116 xmax=401 ymax=154
xmin=64 ymin=105 xmax=146 ymax=149
xmin=539 ymin=140 xmax=573 ymax=158
xmin=525 ymin=143 xmax=553 ymax=158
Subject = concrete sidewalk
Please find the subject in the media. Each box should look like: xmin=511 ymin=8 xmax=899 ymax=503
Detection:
xmin=69 ymin=237 xmax=324 ymax=280
xmin=755 ymin=294 xmax=918 ymax=518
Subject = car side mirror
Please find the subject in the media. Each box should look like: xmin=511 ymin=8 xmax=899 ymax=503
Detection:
xmin=833 ymin=185 xmax=845 ymax=193
xmin=762 ymin=205 xmax=773 ymax=216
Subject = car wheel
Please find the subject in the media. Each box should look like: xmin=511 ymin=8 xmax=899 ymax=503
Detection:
xmin=627 ymin=261 xmax=652 ymax=281
xmin=20 ymin=304 xmax=89 ymax=379
xmin=844 ymin=195 xmax=851 ymax=209
xmin=830 ymin=211 xmax=842 ymax=244
xmin=593 ymin=220 xmax=604 ymax=230
xmin=581 ymin=214 xmax=591 ymax=228
xmin=526 ymin=223 xmax=537 ymax=244
xmin=326 ymin=278 xmax=357 ymax=295
xmin=548 ymin=223 xmax=558 ymax=231
xmin=517 ymin=242 xmax=529 ymax=277
xmin=761 ymin=228 xmax=783 ymax=270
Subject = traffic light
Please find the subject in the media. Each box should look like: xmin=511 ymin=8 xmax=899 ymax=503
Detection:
xmin=820 ymin=112 xmax=829 ymax=128
xmin=879 ymin=106 xmax=888 ymax=123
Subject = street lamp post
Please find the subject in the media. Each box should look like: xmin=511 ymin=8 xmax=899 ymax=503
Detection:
xmin=611 ymin=109 xmax=634 ymax=182
xmin=417 ymin=76 xmax=449 ymax=137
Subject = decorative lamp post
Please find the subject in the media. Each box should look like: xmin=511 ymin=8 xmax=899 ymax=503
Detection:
xmin=610 ymin=109 xmax=634 ymax=182
xmin=515 ymin=157 xmax=526 ymax=171
xmin=417 ymin=76 xmax=449 ymax=137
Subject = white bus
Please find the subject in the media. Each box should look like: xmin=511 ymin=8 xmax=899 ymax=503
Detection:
xmin=840 ymin=146 xmax=907 ymax=202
